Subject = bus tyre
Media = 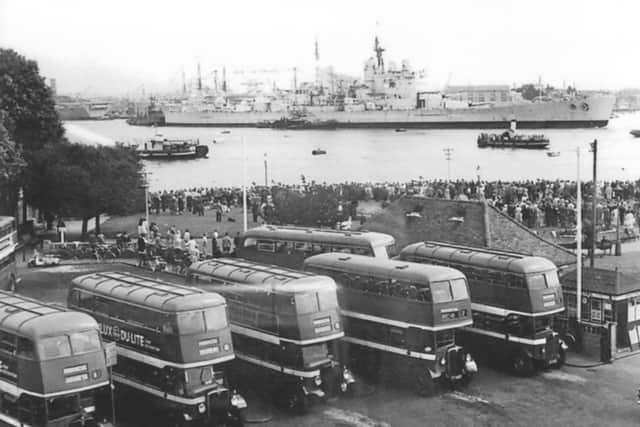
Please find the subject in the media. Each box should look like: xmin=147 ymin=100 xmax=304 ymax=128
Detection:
xmin=8 ymin=275 xmax=16 ymax=292
xmin=511 ymin=351 xmax=535 ymax=377
xmin=287 ymin=388 xmax=310 ymax=414
xmin=551 ymin=346 xmax=567 ymax=369
xmin=413 ymin=369 xmax=436 ymax=396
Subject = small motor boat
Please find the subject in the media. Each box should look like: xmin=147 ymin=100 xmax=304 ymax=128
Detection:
xmin=395 ymin=128 xmax=407 ymax=132
xmin=312 ymin=148 xmax=327 ymax=155
xmin=547 ymin=151 xmax=560 ymax=157
xmin=221 ymin=130 xmax=231 ymax=134
xmin=630 ymin=130 xmax=640 ymax=137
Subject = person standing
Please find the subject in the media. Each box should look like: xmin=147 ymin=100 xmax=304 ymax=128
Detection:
xmin=200 ymin=233 xmax=209 ymax=257
xmin=221 ymin=232 xmax=233 ymax=256
xmin=183 ymin=229 xmax=191 ymax=243
xmin=56 ymin=219 xmax=66 ymax=243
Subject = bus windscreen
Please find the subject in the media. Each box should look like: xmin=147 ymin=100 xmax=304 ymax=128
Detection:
xmin=179 ymin=309 xmax=228 ymax=334
xmin=69 ymin=330 xmax=101 ymax=355
xmin=38 ymin=336 xmax=72 ymax=360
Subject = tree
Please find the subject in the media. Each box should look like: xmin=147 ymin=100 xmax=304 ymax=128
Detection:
xmin=0 ymin=113 xmax=26 ymax=215
xmin=24 ymin=142 xmax=145 ymax=237
xmin=0 ymin=49 xmax=63 ymax=152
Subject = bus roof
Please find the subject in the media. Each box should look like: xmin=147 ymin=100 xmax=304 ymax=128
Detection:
xmin=400 ymin=241 xmax=557 ymax=274
xmin=189 ymin=258 xmax=337 ymax=295
xmin=0 ymin=291 xmax=98 ymax=339
xmin=242 ymin=225 xmax=395 ymax=248
xmin=304 ymin=253 xmax=466 ymax=284
xmin=71 ymin=271 xmax=226 ymax=312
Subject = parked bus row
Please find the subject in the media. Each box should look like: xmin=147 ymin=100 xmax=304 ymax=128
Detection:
xmin=2 ymin=221 xmax=569 ymax=426
xmin=236 ymin=225 xmax=568 ymax=377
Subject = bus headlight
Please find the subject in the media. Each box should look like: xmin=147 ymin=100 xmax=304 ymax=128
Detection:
xmin=82 ymin=405 xmax=96 ymax=414
xmin=197 ymin=403 xmax=206 ymax=414
xmin=560 ymin=339 xmax=569 ymax=351
xmin=334 ymin=321 xmax=340 ymax=330
xmin=465 ymin=355 xmax=478 ymax=373
xmin=183 ymin=413 xmax=193 ymax=421
xmin=342 ymin=367 xmax=355 ymax=384
xmin=231 ymin=393 xmax=247 ymax=409
xmin=440 ymin=357 xmax=446 ymax=366
xmin=314 ymin=375 xmax=323 ymax=386
xmin=223 ymin=343 xmax=230 ymax=351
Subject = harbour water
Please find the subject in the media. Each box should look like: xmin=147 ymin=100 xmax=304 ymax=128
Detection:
xmin=64 ymin=112 xmax=640 ymax=192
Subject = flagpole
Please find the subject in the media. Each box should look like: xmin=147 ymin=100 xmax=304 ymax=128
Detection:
xmin=242 ymin=137 xmax=247 ymax=232
xmin=576 ymin=147 xmax=582 ymax=323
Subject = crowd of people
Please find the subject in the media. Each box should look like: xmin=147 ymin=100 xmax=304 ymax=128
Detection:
xmin=146 ymin=178 xmax=640 ymax=233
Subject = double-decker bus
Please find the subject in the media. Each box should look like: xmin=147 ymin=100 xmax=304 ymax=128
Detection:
xmin=186 ymin=258 xmax=353 ymax=413
xmin=237 ymin=225 xmax=397 ymax=269
xmin=303 ymin=253 xmax=477 ymax=395
xmin=68 ymin=272 xmax=246 ymax=426
xmin=399 ymin=241 xmax=567 ymax=376
xmin=0 ymin=217 xmax=19 ymax=292
xmin=0 ymin=290 xmax=110 ymax=427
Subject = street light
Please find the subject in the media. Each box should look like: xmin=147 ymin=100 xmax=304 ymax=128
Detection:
xmin=140 ymin=170 xmax=150 ymax=228
xmin=576 ymin=147 xmax=582 ymax=323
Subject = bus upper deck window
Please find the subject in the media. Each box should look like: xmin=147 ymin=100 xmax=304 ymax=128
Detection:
xmin=17 ymin=337 xmax=35 ymax=358
xmin=527 ymin=275 xmax=547 ymax=290
xmin=544 ymin=272 xmax=560 ymax=288
xmin=38 ymin=336 xmax=72 ymax=360
xmin=204 ymin=308 xmax=228 ymax=331
xmin=177 ymin=311 xmax=206 ymax=334
xmin=431 ymin=281 xmax=453 ymax=303
xmin=450 ymin=278 xmax=469 ymax=300
xmin=69 ymin=330 xmax=101 ymax=355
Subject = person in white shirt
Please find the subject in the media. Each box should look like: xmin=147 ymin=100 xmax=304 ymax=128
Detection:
xmin=200 ymin=234 xmax=208 ymax=256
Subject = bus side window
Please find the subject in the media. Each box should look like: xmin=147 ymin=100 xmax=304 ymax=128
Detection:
xmin=0 ymin=331 xmax=16 ymax=354
xmin=256 ymin=240 xmax=276 ymax=252
xmin=17 ymin=337 xmax=34 ymax=359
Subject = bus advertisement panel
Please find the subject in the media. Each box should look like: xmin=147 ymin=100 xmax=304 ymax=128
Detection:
xmin=69 ymin=272 xmax=246 ymax=426
xmin=399 ymin=241 xmax=567 ymax=376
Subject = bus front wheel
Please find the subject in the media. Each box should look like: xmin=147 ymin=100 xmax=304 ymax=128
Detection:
xmin=286 ymin=388 xmax=310 ymax=414
xmin=511 ymin=351 xmax=535 ymax=377
xmin=413 ymin=368 xmax=437 ymax=396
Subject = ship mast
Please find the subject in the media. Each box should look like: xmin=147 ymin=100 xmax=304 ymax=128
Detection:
xmin=374 ymin=35 xmax=385 ymax=73
xmin=197 ymin=62 xmax=202 ymax=92
xmin=222 ymin=67 xmax=227 ymax=93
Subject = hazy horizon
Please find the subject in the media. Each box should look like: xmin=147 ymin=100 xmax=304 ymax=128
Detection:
xmin=2 ymin=0 xmax=639 ymax=97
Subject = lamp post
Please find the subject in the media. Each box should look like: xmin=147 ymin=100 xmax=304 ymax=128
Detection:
xmin=242 ymin=137 xmax=248 ymax=232
xmin=141 ymin=170 xmax=150 ymax=227
xmin=264 ymin=152 xmax=268 ymax=187
xmin=443 ymin=148 xmax=453 ymax=181
xmin=576 ymin=147 xmax=582 ymax=323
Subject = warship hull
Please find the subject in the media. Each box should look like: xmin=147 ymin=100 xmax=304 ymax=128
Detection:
xmin=163 ymin=94 xmax=615 ymax=129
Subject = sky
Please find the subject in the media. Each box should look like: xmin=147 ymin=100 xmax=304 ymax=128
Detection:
xmin=2 ymin=0 xmax=640 ymax=97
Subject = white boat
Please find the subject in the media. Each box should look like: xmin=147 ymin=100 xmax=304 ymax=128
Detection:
xmin=117 ymin=134 xmax=209 ymax=160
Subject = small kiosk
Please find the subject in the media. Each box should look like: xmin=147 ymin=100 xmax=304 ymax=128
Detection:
xmin=559 ymin=267 xmax=640 ymax=360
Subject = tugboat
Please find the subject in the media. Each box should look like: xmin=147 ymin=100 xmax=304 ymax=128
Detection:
xmin=477 ymin=120 xmax=549 ymax=149
xmin=117 ymin=134 xmax=209 ymax=159
xmin=312 ymin=148 xmax=327 ymax=155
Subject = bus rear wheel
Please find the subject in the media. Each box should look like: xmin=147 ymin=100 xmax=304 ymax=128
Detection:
xmin=511 ymin=352 xmax=535 ymax=377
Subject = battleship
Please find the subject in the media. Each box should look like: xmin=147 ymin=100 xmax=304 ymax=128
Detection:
xmin=156 ymin=36 xmax=615 ymax=129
